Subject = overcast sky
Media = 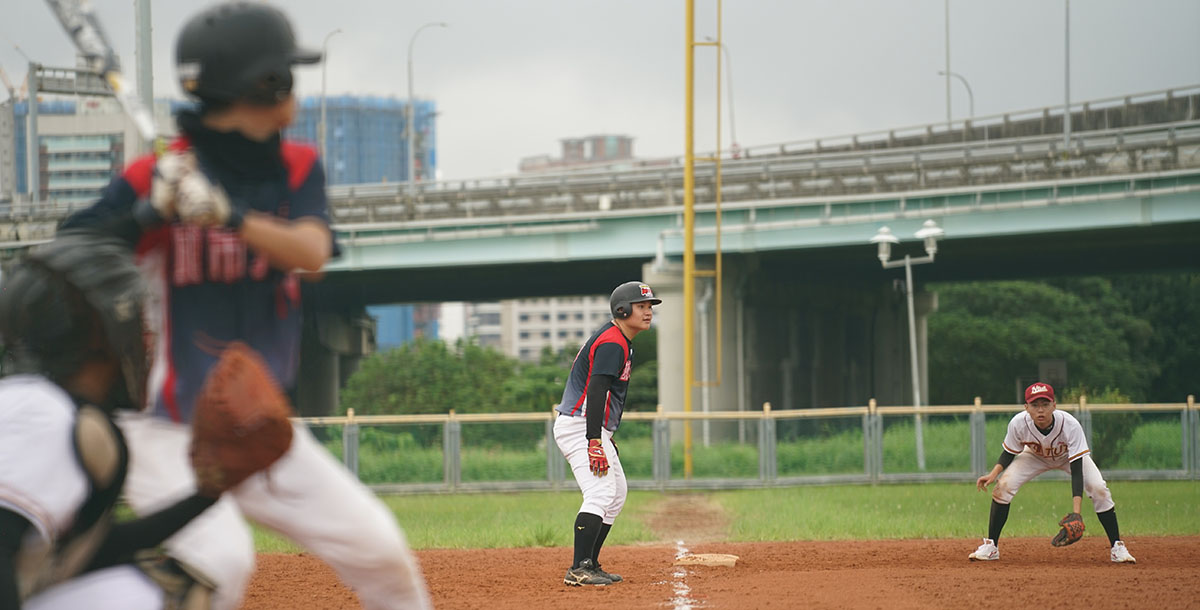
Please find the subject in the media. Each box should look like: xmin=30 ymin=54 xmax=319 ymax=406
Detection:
xmin=2 ymin=0 xmax=1197 ymax=180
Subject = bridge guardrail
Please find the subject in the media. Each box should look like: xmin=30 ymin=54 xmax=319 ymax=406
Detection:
xmin=302 ymin=397 xmax=1198 ymax=494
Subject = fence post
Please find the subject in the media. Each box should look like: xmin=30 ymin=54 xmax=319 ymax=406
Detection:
xmin=547 ymin=408 xmax=563 ymax=488
xmin=865 ymin=398 xmax=880 ymax=483
xmin=444 ymin=410 xmax=461 ymax=491
xmin=1188 ymin=395 xmax=1197 ymax=479
xmin=1079 ymin=396 xmax=1092 ymax=448
xmin=758 ymin=402 xmax=776 ymax=484
xmin=969 ymin=397 xmax=985 ymax=475
xmin=653 ymin=404 xmax=669 ymax=489
xmin=342 ymin=408 xmax=359 ymax=478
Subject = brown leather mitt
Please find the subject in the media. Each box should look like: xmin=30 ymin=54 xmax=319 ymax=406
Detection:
xmin=1051 ymin=512 xmax=1085 ymax=547
xmin=189 ymin=342 xmax=294 ymax=497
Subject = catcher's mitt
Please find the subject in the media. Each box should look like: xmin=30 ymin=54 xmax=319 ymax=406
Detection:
xmin=1051 ymin=512 xmax=1085 ymax=547
xmin=189 ymin=342 xmax=294 ymax=497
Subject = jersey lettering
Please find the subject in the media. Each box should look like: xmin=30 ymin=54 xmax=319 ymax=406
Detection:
xmin=1021 ymin=440 xmax=1068 ymax=459
xmin=169 ymin=225 xmax=269 ymax=286
xmin=619 ymin=358 xmax=632 ymax=382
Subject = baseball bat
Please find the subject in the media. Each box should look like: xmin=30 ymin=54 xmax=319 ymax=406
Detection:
xmin=44 ymin=0 xmax=156 ymax=142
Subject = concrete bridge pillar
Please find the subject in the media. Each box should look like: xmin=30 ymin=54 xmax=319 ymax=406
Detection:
xmin=643 ymin=258 xmax=748 ymax=445
xmin=645 ymin=256 xmax=942 ymax=438
xmin=294 ymin=291 xmax=375 ymax=417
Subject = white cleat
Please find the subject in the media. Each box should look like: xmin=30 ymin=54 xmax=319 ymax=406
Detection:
xmin=1110 ymin=540 xmax=1136 ymax=564
xmin=968 ymin=538 xmax=999 ymax=561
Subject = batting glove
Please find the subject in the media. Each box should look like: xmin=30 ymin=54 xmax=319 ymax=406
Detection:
xmin=148 ymin=151 xmax=194 ymax=221
xmin=587 ymin=438 xmax=609 ymax=476
xmin=175 ymin=164 xmax=235 ymax=229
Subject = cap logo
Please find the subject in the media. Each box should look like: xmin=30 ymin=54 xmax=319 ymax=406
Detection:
xmin=640 ymin=284 xmax=652 ymax=298
xmin=1029 ymin=384 xmax=1049 ymax=394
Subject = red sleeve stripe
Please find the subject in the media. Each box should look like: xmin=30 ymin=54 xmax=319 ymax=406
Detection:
xmin=123 ymin=153 xmax=158 ymax=199
xmin=281 ymin=141 xmax=317 ymax=191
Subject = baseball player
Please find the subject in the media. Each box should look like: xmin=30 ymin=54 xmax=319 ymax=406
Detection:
xmin=0 ymin=232 xmax=236 ymax=608
xmin=554 ymin=281 xmax=661 ymax=586
xmin=59 ymin=3 xmax=430 ymax=609
xmin=969 ymin=382 xmax=1136 ymax=563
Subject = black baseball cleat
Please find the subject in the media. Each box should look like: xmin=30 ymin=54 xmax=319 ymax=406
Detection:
xmin=593 ymin=562 xmax=622 ymax=583
xmin=563 ymin=558 xmax=613 ymax=586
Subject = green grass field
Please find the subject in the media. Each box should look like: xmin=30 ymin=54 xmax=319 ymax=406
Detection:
xmin=250 ymin=480 xmax=1200 ymax=552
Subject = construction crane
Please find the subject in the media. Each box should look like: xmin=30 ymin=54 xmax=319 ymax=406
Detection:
xmin=0 ymin=64 xmax=18 ymax=101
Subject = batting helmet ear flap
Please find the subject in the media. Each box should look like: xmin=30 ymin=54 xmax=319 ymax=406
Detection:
xmin=613 ymin=304 xmax=630 ymax=319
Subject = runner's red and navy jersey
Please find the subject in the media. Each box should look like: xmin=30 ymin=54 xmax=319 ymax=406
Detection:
xmin=554 ymin=321 xmax=634 ymax=432
xmin=61 ymin=111 xmax=335 ymax=423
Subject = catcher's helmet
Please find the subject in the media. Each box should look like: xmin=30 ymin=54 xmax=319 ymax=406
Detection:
xmin=609 ymin=281 xmax=662 ymax=319
xmin=0 ymin=231 xmax=147 ymax=410
xmin=175 ymin=2 xmax=321 ymax=105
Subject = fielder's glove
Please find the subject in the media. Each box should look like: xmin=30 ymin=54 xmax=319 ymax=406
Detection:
xmin=1051 ymin=512 xmax=1085 ymax=547
xmin=587 ymin=438 xmax=609 ymax=476
xmin=189 ymin=342 xmax=294 ymax=498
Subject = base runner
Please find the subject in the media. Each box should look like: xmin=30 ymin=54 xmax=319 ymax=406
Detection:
xmin=554 ymin=281 xmax=660 ymax=586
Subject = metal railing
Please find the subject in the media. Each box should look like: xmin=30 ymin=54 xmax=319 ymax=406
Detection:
xmin=301 ymin=396 xmax=1199 ymax=494
xmin=324 ymin=119 xmax=1200 ymax=223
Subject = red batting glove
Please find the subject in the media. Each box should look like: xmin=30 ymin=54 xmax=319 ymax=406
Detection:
xmin=587 ymin=438 xmax=609 ymax=475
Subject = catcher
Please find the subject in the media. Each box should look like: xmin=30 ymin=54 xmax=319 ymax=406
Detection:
xmin=0 ymin=232 xmax=290 ymax=609
xmin=968 ymin=382 xmax=1136 ymax=564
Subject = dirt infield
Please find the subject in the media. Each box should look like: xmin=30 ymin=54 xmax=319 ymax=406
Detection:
xmin=240 ymin=536 xmax=1200 ymax=609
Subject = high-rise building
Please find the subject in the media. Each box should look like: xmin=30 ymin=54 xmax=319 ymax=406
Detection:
xmin=464 ymin=296 xmax=612 ymax=362
xmin=519 ymin=134 xmax=635 ymax=173
xmin=370 ymin=303 xmax=441 ymax=351
xmin=286 ymin=95 xmax=437 ymax=186
xmin=6 ymin=98 xmax=136 ymax=206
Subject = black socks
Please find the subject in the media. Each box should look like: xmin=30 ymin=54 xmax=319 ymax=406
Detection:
xmin=1096 ymin=508 xmax=1121 ymax=546
xmin=592 ymin=522 xmax=612 ymax=565
xmin=988 ymin=500 xmax=1011 ymax=543
xmin=572 ymin=512 xmax=603 ymax=568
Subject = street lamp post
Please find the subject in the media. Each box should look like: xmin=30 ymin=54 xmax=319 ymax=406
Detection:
xmin=407 ymin=22 xmax=447 ymax=203
xmin=870 ymin=219 xmax=945 ymax=471
xmin=320 ymin=28 xmax=342 ymax=169
xmin=704 ymin=36 xmax=739 ymax=158
xmin=938 ymin=70 xmax=974 ymax=120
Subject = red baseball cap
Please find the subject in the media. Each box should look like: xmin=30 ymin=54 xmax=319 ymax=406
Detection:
xmin=1024 ymin=382 xmax=1056 ymax=404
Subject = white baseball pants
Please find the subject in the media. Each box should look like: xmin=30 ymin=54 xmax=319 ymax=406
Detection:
xmin=117 ymin=413 xmax=431 ymax=610
xmin=24 ymin=565 xmax=163 ymax=610
xmin=992 ymin=451 xmax=1115 ymax=513
xmin=554 ymin=414 xmax=627 ymax=524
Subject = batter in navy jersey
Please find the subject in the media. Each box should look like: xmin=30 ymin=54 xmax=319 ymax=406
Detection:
xmin=555 ymin=281 xmax=661 ymax=587
xmin=59 ymin=3 xmax=429 ymax=608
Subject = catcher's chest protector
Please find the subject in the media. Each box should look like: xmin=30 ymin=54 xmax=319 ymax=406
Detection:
xmin=18 ymin=406 xmax=128 ymax=599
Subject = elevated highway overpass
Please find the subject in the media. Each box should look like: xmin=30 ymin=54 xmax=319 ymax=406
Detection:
xmin=0 ymin=86 xmax=1196 ymax=417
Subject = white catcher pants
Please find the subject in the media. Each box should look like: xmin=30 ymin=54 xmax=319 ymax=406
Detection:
xmin=117 ymin=413 xmax=431 ymax=610
xmin=25 ymin=565 xmax=163 ymax=610
xmin=554 ymin=414 xmax=627 ymax=524
xmin=992 ymin=451 xmax=1115 ymax=513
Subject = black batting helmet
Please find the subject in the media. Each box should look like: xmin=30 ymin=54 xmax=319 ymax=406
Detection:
xmin=609 ymin=281 xmax=662 ymax=319
xmin=175 ymin=1 xmax=321 ymax=106
xmin=0 ymin=231 xmax=148 ymax=410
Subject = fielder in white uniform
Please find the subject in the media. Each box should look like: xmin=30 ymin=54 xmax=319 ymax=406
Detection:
xmin=554 ymin=281 xmax=660 ymax=587
xmin=969 ymin=382 xmax=1136 ymax=563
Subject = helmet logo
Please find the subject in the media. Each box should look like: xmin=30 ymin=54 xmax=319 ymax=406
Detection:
xmin=178 ymin=62 xmax=201 ymax=92
xmin=113 ymin=296 xmax=135 ymax=322
xmin=639 ymin=285 xmax=652 ymax=298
